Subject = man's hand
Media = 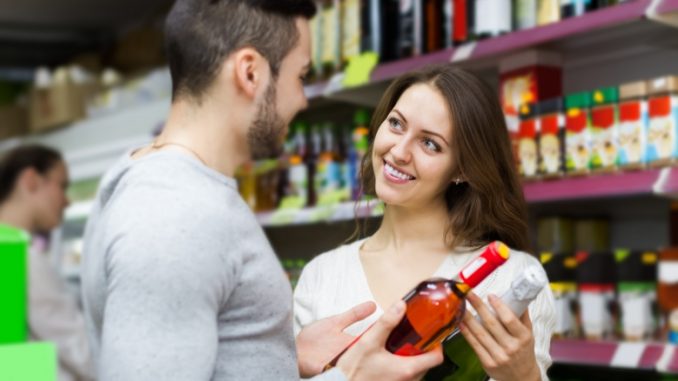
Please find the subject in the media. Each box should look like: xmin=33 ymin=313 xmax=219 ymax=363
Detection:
xmin=337 ymin=301 xmax=443 ymax=381
xmin=296 ymin=301 xmax=376 ymax=378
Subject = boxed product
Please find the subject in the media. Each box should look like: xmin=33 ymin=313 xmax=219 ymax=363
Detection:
xmin=565 ymin=92 xmax=592 ymax=175
xmin=576 ymin=251 xmax=617 ymax=340
xmin=615 ymin=250 xmax=658 ymax=341
xmin=618 ymin=81 xmax=649 ymax=168
xmin=537 ymin=98 xmax=565 ymax=177
xmin=517 ymin=103 xmax=539 ymax=178
xmin=589 ymin=87 xmax=619 ymax=171
xmin=647 ymin=76 xmax=678 ymax=166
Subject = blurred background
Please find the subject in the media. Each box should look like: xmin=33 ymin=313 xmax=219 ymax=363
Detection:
xmin=1 ymin=1 xmax=678 ymax=380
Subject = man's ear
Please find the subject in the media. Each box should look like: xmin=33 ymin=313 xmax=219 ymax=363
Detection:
xmin=17 ymin=168 xmax=41 ymax=194
xmin=232 ymin=47 xmax=268 ymax=99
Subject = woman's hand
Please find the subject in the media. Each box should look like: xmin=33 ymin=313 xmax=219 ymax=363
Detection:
xmin=459 ymin=292 xmax=541 ymax=381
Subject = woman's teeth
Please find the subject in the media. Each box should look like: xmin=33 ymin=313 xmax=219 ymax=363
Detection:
xmin=385 ymin=162 xmax=414 ymax=180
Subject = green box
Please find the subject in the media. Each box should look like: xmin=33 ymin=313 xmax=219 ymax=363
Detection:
xmin=0 ymin=342 xmax=56 ymax=381
xmin=0 ymin=225 xmax=29 ymax=344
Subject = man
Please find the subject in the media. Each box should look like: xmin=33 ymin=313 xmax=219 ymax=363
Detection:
xmin=81 ymin=0 xmax=441 ymax=380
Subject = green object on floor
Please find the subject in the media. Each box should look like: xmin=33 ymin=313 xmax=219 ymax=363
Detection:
xmin=0 ymin=225 xmax=29 ymax=344
xmin=0 ymin=342 xmax=56 ymax=381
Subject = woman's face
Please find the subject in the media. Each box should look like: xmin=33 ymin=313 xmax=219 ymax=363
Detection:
xmin=32 ymin=161 xmax=70 ymax=232
xmin=372 ymin=83 xmax=457 ymax=209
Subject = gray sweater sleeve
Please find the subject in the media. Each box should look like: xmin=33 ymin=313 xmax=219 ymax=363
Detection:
xmin=98 ymin=205 xmax=235 ymax=380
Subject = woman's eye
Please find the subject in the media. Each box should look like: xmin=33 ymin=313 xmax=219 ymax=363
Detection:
xmin=423 ymin=138 xmax=441 ymax=152
xmin=388 ymin=117 xmax=403 ymax=131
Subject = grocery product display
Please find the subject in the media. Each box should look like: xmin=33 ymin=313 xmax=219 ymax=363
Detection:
xmin=2 ymin=0 xmax=678 ymax=379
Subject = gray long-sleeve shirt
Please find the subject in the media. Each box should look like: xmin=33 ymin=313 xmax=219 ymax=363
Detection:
xmin=81 ymin=150 xmax=344 ymax=380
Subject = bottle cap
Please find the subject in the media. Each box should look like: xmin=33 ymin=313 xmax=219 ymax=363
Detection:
xmin=459 ymin=241 xmax=510 ymax=288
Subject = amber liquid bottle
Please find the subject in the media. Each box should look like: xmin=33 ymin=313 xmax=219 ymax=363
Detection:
xmin=326 ymin=241 xmax=510 ymax=368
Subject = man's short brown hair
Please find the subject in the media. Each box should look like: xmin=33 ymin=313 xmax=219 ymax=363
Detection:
xmin=165 ymin=0 xmax=316 ymax=102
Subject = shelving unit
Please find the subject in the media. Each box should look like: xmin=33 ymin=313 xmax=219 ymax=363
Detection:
xmin=2 ymin=1 xmax=678 ymax=377
xmin=551 ymin=339 xmax=678 ymax=373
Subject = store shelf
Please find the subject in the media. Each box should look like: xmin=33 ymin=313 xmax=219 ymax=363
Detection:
xmin=256 ymin=201 xmax=381 ymax=227
xmin=64 ymin=200 xmax=94 ymax=221
xmin=523 ymin=167 xmax=678 ymax=203
xmin=551 ymin=339 xmax=678 ymax=373
xmin=308 ymin=0 xmax=678 ymax=107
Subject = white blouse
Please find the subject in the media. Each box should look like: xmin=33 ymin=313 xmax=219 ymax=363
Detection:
xmin=293 ymin=239 xmax=556 ymax=381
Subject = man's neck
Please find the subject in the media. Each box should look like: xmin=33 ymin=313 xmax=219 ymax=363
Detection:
xmin=147 ymin=97 xmax=251 ymax=177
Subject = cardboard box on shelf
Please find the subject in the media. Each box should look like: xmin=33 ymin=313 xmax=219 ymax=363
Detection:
xmin=28 ymin=77 xmax=98 ymax=133
xmin=0 ymin=104 xmax=28 ymax=140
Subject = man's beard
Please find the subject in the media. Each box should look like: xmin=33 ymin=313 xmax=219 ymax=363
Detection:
xmin=248 ymin=83 xmax=287 ymax=160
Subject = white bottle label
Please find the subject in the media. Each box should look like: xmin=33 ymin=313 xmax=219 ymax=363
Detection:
xmin=461 ymin=257 xmax=486 ymax=280
xmin=659 ymin=261 xmax=678 ymax=283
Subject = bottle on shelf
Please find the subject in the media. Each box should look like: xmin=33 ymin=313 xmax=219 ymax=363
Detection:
xmin=423 ymin=0 xmax=444 ymax=54
xmin=397 ymin=0 xmax=424 ymax=58
xmin=647 ymin=76 xmax=678 ymax=167
xmin=281 ymin=122 xmax=310 ymax=208
xmin=315 ymin=123 xmax=343 ymax=205
xmin=424 ymin=264 xmax=548 ymax=381
xmin=360 ymin=0 xmax=382 ymax=55
xmin=564 ymin=92 xmax=592 ymax=175
xmin=326 ymin=241 xmax=510 ymax=368
xmin=536 ymin=98 xmax=566 ymax=177
xmin=320 ymin=0 xmax=342 ymax=79
xmin=341 ymin=0 xmax=362 ymax=67
xmin=514 ymin=0 xmax=537 ymax=30
xmin=453 ymin=0 xmax=469 ymax=45
xmin=517 ymin=102 xmax=539 ymax=179
xmin=576 ymin=250 xmax=617 ymax=340
xmin=561 ymin=0 xmax=596 ymax=19
xmin=536 ymin=0 xmax=560 ymax=26
xmin=618 ymin=81 xmax=649 ymax=169
xmin=308 ymin=124 xmax=323 ymax=207
xmin=352 ymin=109 xmax=371 ymax=200
xmin=658 ymin=247 xmax=678 ymax=344
xmin=541 ymin=251 xmax=579 ymax=338
xmin=474 ymin=0 xmax=512 ymax=39
xmin=589 ymin=87 xmax=620 ymax=172
xmin=381 ymin=0 xmax=401 ymax=62
xmin=615 ymin=249 xmax=658 ymax=341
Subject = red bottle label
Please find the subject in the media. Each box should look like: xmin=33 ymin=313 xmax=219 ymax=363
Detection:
xmin=540 ymin=114 xmax=560 ymax=135
xmin=459 ymin=242 xmax=510 ymax=288
xmin=591 ymin=106 xmax=615 ymax=129
xmin=620 ymin=101 xmax=641 ymax=122
xmin=649 ymin=96 xmax=671 ymax=118
xmin=394 ymin=343 xmax=424 ymax=356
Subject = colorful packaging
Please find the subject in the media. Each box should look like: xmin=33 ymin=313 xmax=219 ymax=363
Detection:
xmin=615 ymin=250 xmax=658 ymax=341
xmin=647 ymin=76 xmax=678 ymax=166
xmin=576 ymin=251 xmax=617 ymax=340
xmin=658 ymin=248 xmax=678 ymax=344
xmin=537 ymin=98 xmax=565 ymax=177
xmin=541 ymin=252 xmax=578 ymax=338
xmin=0 ymin=225 xmax=29 ymax=344
xmin=500 ymin=51 xmax=562 ymax=168
xmin=618 ymin=81 xmax=649 ymax=168
xmin=517 ymin=103 xmax=539 ymax=178
xmin=565 ymin=92 xmax=592 ymax=175
xmin=589 ymin=87 xmax=619 ymax=171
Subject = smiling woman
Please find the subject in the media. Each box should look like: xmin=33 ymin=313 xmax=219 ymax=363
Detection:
xmin=294 ymin=65 xmax=555 ymax=381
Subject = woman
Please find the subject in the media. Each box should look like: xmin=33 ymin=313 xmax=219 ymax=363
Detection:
xmin=294 ymin=66 xmax=555 ymax=381
xmin=0 ymin=145 xmax=94 ymax=381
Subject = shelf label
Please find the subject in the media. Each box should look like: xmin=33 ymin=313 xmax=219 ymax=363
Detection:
xmin=342 ymin=52 xmax=379 ymax=89
xmin=450 ymin=42 xmax=477 ymax=63
xmin=610 ymin=342 xmax=645 ymax=368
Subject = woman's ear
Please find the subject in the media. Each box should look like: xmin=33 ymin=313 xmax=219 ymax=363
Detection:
xmin=17 ymin=168 xmax=41 ymax=194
